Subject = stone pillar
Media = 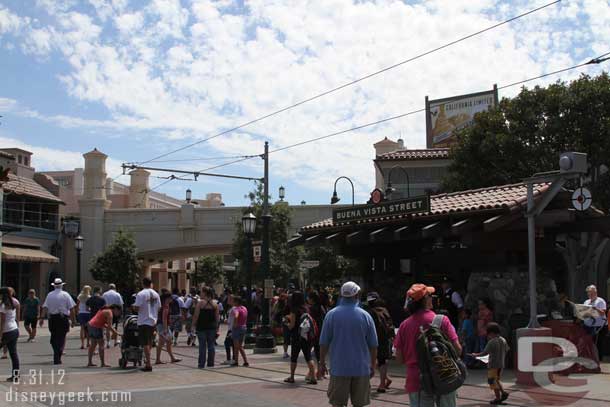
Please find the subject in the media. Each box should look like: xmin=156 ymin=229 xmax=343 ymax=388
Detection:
xmin=158 ymin=269 xmax=169 ymax=290
xmin=129 ymin=169 xmax=150 ymax=209
xmin=79 ymin=149 xmax=111 ymax=287
xmin=177 ymin=270 xmax=187 ymax=292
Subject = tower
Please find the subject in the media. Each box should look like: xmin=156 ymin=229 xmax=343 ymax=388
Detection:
xmin=78 ymin=148 xmax=111 ymax=286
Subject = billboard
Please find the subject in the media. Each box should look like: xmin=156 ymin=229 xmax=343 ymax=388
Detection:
xmin=426 ymin=86 xmax=498 ymax=148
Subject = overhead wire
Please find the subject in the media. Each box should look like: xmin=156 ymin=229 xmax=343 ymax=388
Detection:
xmin=144 ymin=52 xmax=609 ymax=191
xmin=134 ymin=0 xmax=562 ymax=165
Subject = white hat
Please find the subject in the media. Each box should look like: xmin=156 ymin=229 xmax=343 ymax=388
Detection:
xmin=52 ymin=278 xmax=66 ymax=287
xmin=340 ymin=281 xmax=361 ymax=298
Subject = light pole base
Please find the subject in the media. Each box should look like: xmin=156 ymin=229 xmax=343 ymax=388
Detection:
xmin=254 ymin=324 xmax=276 ymax=354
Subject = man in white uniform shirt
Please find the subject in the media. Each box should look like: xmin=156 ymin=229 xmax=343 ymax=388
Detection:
xmin=133 ymin=277 xmax=160 ymax=372
xmin=39 ymin=279 xmax=76 ymax=365
xmin=583 ymin=285 xmax=608 ymax=359
xmin=102 ymin=283 xmax=124 ymax=347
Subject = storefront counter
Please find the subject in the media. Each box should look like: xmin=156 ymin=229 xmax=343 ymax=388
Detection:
xmin=542 ymin=319 xmax=601 ymax=374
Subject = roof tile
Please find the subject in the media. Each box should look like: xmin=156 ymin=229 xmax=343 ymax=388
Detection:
xmin=2 ymin=174 xmax=64 ymax=203
xmin=301 ymin=182 xmax=548 ymax=232
xmin=377 ymin=148 xmax=450 ymax=161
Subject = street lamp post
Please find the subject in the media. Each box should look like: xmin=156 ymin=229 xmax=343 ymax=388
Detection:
xmin=279 ymin=186 xmax=285 ymax=202
xmin=74 ymin=235 xmax=84 ymax=291
xmin=385 ymin=166 xmax=411 ymax=199
xmin=186 ymin=189 xmax=192 ymax=204
xmin=330 ymin=176 xmax=355 ymax=205
xmin=242 ymin=212 xmax=257 ymax=346
xmin=255 ymin=142 xmax=276 ymax=353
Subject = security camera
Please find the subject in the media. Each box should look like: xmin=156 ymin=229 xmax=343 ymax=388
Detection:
xmin=559 ymin=152 xmax=587 ymax=174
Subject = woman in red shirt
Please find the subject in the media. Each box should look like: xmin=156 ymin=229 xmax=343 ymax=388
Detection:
xmin=87 ymin=304 xmax=122 ymax=367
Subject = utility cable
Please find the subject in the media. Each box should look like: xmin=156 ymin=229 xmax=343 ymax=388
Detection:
xmin=135 ymin=0 xmax=562 ymax=165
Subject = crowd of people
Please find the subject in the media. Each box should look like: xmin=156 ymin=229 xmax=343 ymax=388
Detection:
xmin=0 ymin=276 xmax=608 ymax=407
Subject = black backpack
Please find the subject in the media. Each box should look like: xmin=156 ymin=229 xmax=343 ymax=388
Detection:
xmin=372 ymin=306 xmax=395 ymax=342
xmin=169 ymin=295 xmax=181 ymax=316
xmin=416 ymin=314 xmax=467 ymax=396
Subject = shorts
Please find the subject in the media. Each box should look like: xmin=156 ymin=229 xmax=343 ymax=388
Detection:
xmin=231 ymin=326 xmax=247 ymax=343
xmin=138 ymin=325 xmax=155 ymax=347
xmin=157 ymin=324 xmax=172 ymax=341
xmin=488 ymin=368 xmax=503 ymax=390
xmin=87 ymin=325 xmax=104 ymax=339
xmin=377 ymin=340 xmax=391 ymax=367
xmin=327 ymin=376 xmax=371 ymax=407
xmin=170 ymin=315 xmax=183 ymax=332
xmin=77 ymin=312 xmax=91 ymax=326
xmin=291 ymin=337 xmax=312 ymax=363
xmin=24 ymin=317 xmax=37 ymax=329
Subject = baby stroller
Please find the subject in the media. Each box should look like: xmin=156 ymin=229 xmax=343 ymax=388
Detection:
xmin=118 ymin=315 xmax=143 ymax=368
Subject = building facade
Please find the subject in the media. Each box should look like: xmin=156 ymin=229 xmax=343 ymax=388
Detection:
xmin=373 ymin=137 xmax=451 ymax=199
xmin=0 ymin=148 xmax=62 ymax=300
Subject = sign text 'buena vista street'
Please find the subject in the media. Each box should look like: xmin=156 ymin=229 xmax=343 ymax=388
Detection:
xmin=332 ymin=196 xmax=430 ymax=224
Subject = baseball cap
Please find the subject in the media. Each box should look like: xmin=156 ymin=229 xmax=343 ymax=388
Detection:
xmin=406 ymin=283 xmax=435 ymax=302
xmin=340 ymin=281 xmax=361 ymax=298
xmin=366 ymin=292 xmax=380 ymax=302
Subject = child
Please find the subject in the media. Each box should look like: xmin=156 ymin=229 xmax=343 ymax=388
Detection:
xmin=221 ymin=295 xmax=235 ymax=365
xmin=469 ymin=322 xmax=509 ymax=405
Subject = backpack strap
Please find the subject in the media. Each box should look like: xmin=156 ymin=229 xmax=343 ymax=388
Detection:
xmin=431 ymin=314 xmax=444 ymax=329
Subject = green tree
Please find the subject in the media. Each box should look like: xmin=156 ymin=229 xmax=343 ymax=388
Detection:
xmin=232 ymin=182 xmax=301 ymax=287
xmin=443 ymin=73 xmax=610 ymax=210
xmin=443 ymin=73 xmax=610 ymax=298
xmin=89 ymin=230 xmax=140 ymax=291
xmin=191 ymin=255 xmax=224 ymax=287
xmin=304 ymin=246 xmax=354 ymax=287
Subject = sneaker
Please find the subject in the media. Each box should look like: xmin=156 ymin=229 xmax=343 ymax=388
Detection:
xmin=490 ymin=399 xmax=502 ymax=405
xmin=229 ymin=361 xmax=238 ymax=367
xmin=500 ymin=392 xmax=509 ymax=402
xmin=220 ymin=360 xmax=232 ymax=365
xmin=242 ymin=362 xmax=249 ymax=367
xmin=283 ymin=353 xmax=289 ymax=359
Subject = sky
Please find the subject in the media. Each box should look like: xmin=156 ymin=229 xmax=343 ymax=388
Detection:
xmin=0 ymin=0 xmax=608 ymax=206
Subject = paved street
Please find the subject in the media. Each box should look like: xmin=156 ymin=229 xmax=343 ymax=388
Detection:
xmin=0 ymin=324 xmax=609 ymax=407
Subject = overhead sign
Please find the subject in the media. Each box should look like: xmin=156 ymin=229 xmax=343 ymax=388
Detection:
xmin=264 ymin=279 xmax=274 ymax=299
xmin=572 ymin=188 xmax=592 ymax=211
xmin=332 ymin=195 xmax=430 ymax=224
xmin=253 ymin=245 xmax=261 ymax=263
xmin=301 ymin=260 xmax=320 ymax=269
xmin=426 ymin=87 xmax=498 ymax=148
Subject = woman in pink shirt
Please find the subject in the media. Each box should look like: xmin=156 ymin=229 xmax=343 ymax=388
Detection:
xmin=230 ymin=296 xmax=249 ymax=367
xmin=476 ymin=299 xmax=494 ymax=352
xmin=394 ymin=284 xmax=461 ymax=407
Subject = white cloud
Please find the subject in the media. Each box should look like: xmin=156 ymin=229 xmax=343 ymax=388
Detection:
xmin=1 ymin=0 xmax=609 ymax=194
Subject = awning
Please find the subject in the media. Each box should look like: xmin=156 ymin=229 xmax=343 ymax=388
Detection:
xmin=1 ymin=247 xmax=59 ymax=263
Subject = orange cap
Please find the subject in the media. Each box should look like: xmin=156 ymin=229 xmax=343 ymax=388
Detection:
xmin=407 ymin=283 xmax=435 ymax=302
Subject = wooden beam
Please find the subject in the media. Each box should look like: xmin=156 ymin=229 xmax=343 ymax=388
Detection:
xmin=325 ymin=232 xmax=344 ymax=243
xmin=483 ymin=213 xmax=521 ymax=232
xmin=369 ymin=227 xmax=392 ymax=243
xmin=346 ymin=230 xmax=367 ymax=245
xmin=422 ymin=221 xmax=444 ymax=238
xmin=287 ymin=234 xmax=305 ymax=247
xmin=394 ymin=226 xmax=410 ymax=240
xmin=304 ymin=234 xmax=321 ymax=246
xmin=451 ymin=218 xmax=480 ymax=236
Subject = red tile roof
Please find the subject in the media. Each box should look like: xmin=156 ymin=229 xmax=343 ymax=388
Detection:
xmin=377 ymin=148 xmax=450 ymax=161
xmin=301 ymin=182 xmax=549 ymax=232
xmin=2 ymin=174 xmax=64 ymax=203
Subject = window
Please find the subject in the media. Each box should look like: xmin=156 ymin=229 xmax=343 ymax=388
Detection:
xmin=168 ymin=261 xmax=173 ymax=269
xmin=24 ymin=156 xmax=29 ymax=166
xmin=17 ymin=155 xmax=22 ymax=164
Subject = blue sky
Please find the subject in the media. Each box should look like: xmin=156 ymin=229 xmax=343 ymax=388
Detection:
xmin=0 ymin=0 xmax=608 ymax=206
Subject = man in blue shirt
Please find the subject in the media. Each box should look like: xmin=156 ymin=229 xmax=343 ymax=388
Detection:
xmin=319 ymin=281 xmax=378 ymax=407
